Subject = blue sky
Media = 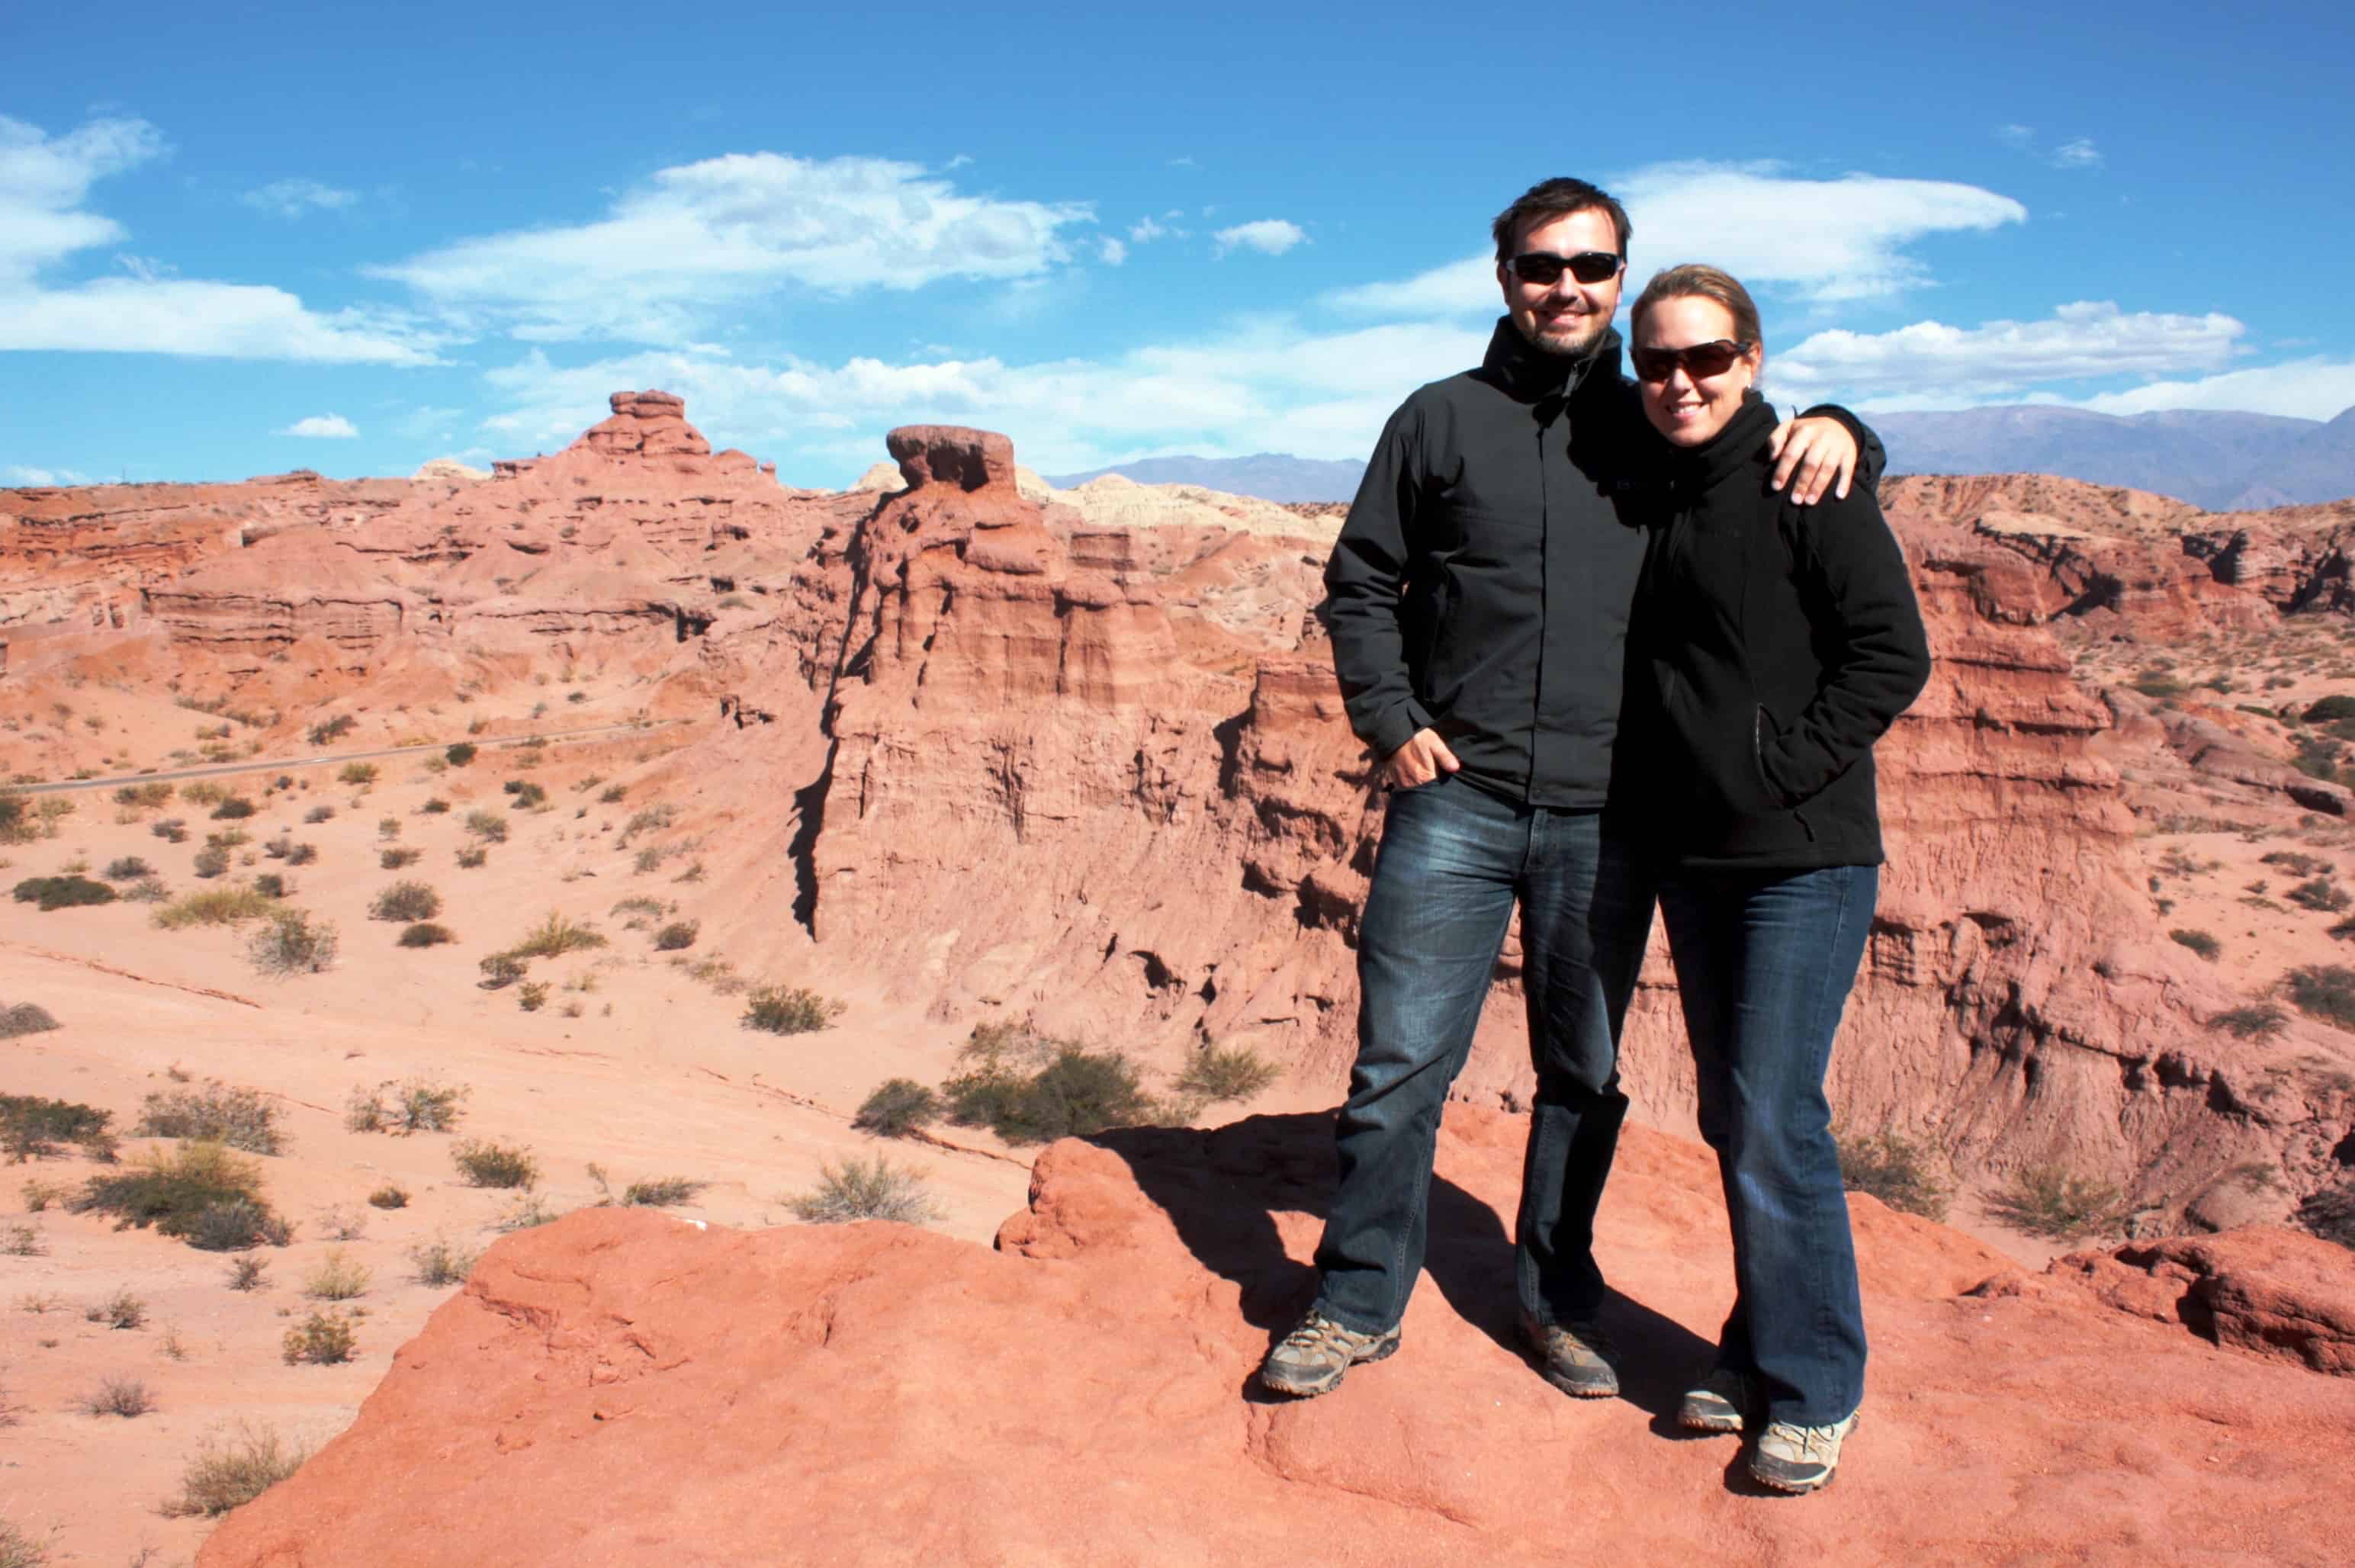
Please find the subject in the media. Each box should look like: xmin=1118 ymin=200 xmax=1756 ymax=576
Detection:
xmin=5 ymin=1 xmax=2353 ymax=487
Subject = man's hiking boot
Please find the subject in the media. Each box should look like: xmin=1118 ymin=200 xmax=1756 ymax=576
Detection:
xmin=1258 ymin=1312 xmax=1402 ymax=1397
xmin=1677 ymin=1367 xmax=1760 ymax=1434
xmin=1518 ymin=1312 xmax=1620 ymax=1399
xmin=1749 ymin=1409 xmax=1861 ymax=1494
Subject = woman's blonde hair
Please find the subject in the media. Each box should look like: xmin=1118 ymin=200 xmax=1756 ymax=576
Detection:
xmin=1629 ymin=264 xmax=1764 ymax=358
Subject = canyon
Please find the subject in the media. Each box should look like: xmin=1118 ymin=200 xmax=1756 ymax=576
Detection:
xmin=6 ymin=391 xmax=2354 ymax=1563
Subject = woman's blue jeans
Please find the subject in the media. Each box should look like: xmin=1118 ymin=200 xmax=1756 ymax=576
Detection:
xmin=1656 ymin=862 xmax=1877 ymax=1427
xmin=1310 ymin=775 xmax=1656 ymax=1335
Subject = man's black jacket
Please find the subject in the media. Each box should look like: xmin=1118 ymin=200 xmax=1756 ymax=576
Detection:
xmin=1320 ymin=317 xmax=1886 ymax=808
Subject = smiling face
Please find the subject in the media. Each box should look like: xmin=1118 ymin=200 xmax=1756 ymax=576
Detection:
xmin=1496 ymin=207 xmax=1624 ymax=359
xmin=1634 ymin=294 xmax=1761 ymax=447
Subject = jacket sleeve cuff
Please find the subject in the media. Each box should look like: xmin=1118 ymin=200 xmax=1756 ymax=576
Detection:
xmin=1368 ymin=701 xmax=1434 ymax=761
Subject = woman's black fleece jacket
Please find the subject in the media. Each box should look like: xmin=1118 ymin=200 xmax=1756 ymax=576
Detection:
xmin=1618 ymin=394 xmax=1932 ymax=870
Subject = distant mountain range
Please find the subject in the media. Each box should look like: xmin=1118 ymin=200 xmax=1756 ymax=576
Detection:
xmin=1049 ymin=405 xmax=2355 ymax=511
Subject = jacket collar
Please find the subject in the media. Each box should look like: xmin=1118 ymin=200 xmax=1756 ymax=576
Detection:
xmin=1663 ymin=392 xmax=1779 ymax=490
xmin=1481 ymin=316 xmax=1623 ymax=403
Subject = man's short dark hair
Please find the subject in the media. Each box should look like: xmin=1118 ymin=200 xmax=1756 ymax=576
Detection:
xmin=1491 ymin=178 xmax=1632 ymax=262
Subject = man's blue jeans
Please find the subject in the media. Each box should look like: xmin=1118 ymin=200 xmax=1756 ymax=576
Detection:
xmin=1656 ymin=863 xmax=1876 ymax=1427
xmin=1311 ymin=774 xmax=1656 ymax=1335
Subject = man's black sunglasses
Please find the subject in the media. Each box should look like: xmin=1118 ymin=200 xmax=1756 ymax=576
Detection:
xmin=1631 ymin=339 xmax=1754 ymax=383
xmin=1505 ymin=250 xmax=1626 ymax=286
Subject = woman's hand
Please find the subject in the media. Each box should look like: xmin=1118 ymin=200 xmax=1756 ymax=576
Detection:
xmin=1765 ymin=416 xmax=1860 ymax=505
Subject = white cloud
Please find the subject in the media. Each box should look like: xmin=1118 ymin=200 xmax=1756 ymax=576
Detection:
xmin=281 ymin=413 xmax=359 ymax=439
xmin=0 ymin=114 xmax=441 ymax=364
xmin=1168 ymin=156 xmax=1197 ymax=169
xmin=1213 ymin=219 xmax=1307 ymax=258
xmin=372 ymin=153 xmax=1092 ymax=344
xmin=1768 ymin=301 xmax=2244 ymax=404
xmin=1614 ymin=162 xmax=2026 ymax=303
xmin=242 ymin=178 xmax=358 ymax=218
xmin=1097 ymin=236 xmax=1127 ymax=266
xmin=2051 ymin=137 xmax=2104 ymax=169
xmin=1997 ymin=124 xmax=2036 ymax=151
xmin=2064 ymin=358 xmax=2355 ymax=420
xmin=5 ymin=463 xmax=95 ymax=486
xmin=1328 ymin=161 xmax=2026 ymax=317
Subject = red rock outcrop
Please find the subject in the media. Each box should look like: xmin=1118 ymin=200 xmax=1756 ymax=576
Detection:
xmin=192 ymin=1108 xmax=2355 ymax=1566
xmin=2053 ymin=1226 xmax=2355 ymax=1376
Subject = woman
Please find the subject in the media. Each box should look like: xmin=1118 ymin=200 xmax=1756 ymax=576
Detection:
xmin=1620 ymin=265 xmax=1931 ymax=1494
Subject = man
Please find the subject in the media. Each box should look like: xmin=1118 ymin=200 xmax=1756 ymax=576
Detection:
xmin=1261 ymin=176 xmax=1881 ymax=1401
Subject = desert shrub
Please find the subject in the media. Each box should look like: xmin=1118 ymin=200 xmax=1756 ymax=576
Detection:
xmin=1987 ymin=1164 xmax=2128 ymax=1240
xmin=211 ymin=796 xmax=257 ymax=821
xmin=0 ymin=1093 xmax=114 ymax=1161
xmin=445 ymin=742 xmax=477 ymax=767
xmin=0 ymin=1519 xmax=47 ymax=1568
xmin=653 ymin=920 xmax=699 ymax=951
xmin=135 ymin=1081 xmax=284 ymax=1154
xmin=787 ymin=1155 xmax=940 ymax=1225
xmin=302 ymin=1248 xmax=371 ymax=1300
xmin=182 ymin=782 xmax=228 ymax=808
xmin=421 ymin=797 xmax=451 ymax=815
xmin=79 ymin=1376 xmax=156 ymax=1417
xmin=152 ymin=816 xmax=189 ymax=843
xmin=72 ymin=1141 xmax=268 ymax=1237
xmin=226 ymin=1255 xmax=270 ymax=1290
xmin=451 ymin=1139 xmax=538 ymax=1189
xmin=478 ymin=951 xmax=528 ymax=988
xmin=2 ymin=1224 xmax=41 ymax=1257
xmin=408 ymin=1235 xmax=478 ymax=1287
xmin=153 ymin=886 xmax=278 ymax=927
xmin=2296 ymin=1184 xmax=2355 ymax=1250
xmin=508 ymin=911 xmax=606 ymax=958
xmin=128 ymin=872 xmax=174 ymax=898
xmin=281 ymin=1312 xmax=356 ymax=1366
xmin=378 ymin=846 xmax=422 ymax=870
xmin=11 ymin=875 xmax=114 ymax=911
xmin=163 ymin=1421 xmax=310 ymax=1517
xmin=516 ymin=981 xmax=550 ymax=1011
xmin=456 ymin=844 xmax=489 ymax=869
xmin=265 ymin=833 xmax=297 ymax=860
xmin=84 ymin=1286 xmax=146 ymax=1329
xmin=743 ymin=985 xmax=847 ymax=1036
xmin=506 ymin=780 xmax=548 ymax=809
xmin=114 ymin=782 xmax=175 ymax=809
xmin=2261 ymin=850 xmax=2332 ymax=876
xmin=284 ymin=841 xmax=318 ymax=866
xmin=2285 ymin=965 xmax=2355 ymax=1030
xmin=367 ymin=1183 xmax=410 ymax=1209
xmin=303 ymin=804 xmax=336 ymax=824
xmin=21 ymin=1178 xmax=66 ymax=1211
xmin=944 ymin=1042 xmax=1152 ymax=1145
xmin=246 ymin=909 xmax=339 ymax=976
xmin=191 ymin=845 xmax=230 ymax=879
xmin=622 ymin=1176 xmax=707 ymax=1207
xmin=253 ymin=872 xmax=289 ymax=898
xmin=101 ymin=856 xmax=153 ymax=881
xmin=2130 ymin=671 xmax=2186 ymax=699
xmin=0 ymin=1004 xmax=63 ymax=1040
xmin=2305 ymin=696 xmax=2355 ymax=724
xmin=1834 ymin=1129 xmax=1951 ymax=1220
xmin=599 ymin=783 xmax=628 ymax=804
xmin=307 ymin=714 xmax=356 ymax=745
xmin=612 ymin=895 xmax=667 ymax=923
xmin=492 ymin=1195 xmax=561 ymax=1232
xmin=397 ymin=921 xmax=455 ymax=948
xmin=1177 ymin=1043 xmax=1282 ymax=1104
xmin=464 ymin=809 xmax=509 ymax=843
xmin=205 ymin=827 xmax=250 ymax=850
xmin=854 ymin=1079 xmax=941 ymax=1138
xmin=337 ymin=763 xmax=378 ymax=787
xmin=345 ymin=1077 xmax=468 ymax=1135
xmin=370 ymin=880 xmax=442 ymax=922
xmin=0 ymin=789 xmax=31 ymax=847
xmin=315 ymin=1204 xmax=368 ymax=1240
xmin=186 ymin=1197 xmax=293 ymax=1252
xmin=2169 ymin=927 xmax=2222 ymax=961
xmin=2289 ymin=878 xmax=2353 ymax=913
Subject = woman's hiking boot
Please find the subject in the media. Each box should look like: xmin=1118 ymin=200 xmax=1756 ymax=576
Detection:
xmin=1749 ymin=1409 xmax=1862 ymax=1494
xmin=1677 ymin=1367 xmax=1761 ymax=1434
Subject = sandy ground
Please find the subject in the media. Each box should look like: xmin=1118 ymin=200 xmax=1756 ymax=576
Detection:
xmin=2 ymin=718 xmax=1052 ymax=1566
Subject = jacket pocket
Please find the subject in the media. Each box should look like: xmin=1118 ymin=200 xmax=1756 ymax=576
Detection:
xmin=1753 ymin=704 xmax=1817 ymax=840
